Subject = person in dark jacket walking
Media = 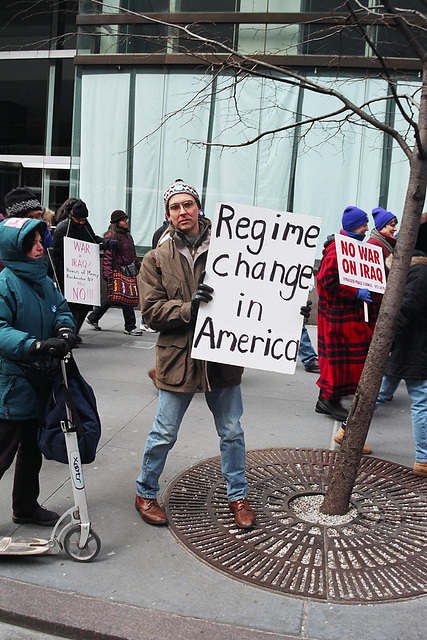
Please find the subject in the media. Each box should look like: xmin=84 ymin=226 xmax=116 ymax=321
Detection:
xmin=86 ymin=210 xmax=142 ymax=335
xmin=0 ymin=217 xmax=77 ymax=526
xmin=376 ymin=213 xmax=427 ymax=406
xmin=51 ymin=199 xmax=117 ymax=337
xmin=135 ymin=179 xmax=255 ymax=530
xmin=378 ymin=251 xmax=427 ymax=477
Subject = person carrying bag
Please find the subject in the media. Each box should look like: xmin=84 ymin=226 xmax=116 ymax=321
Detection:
xmin=86 ymin=210 xmax=142 ymax=335
xmin=0 ymin=217 xmax=76 ymax=527
xmin=107 ymin=252 xmax=139 ymax=308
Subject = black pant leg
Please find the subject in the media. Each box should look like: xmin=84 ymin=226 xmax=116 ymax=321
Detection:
xmin=122 ymin=305 xmax=136 ymax=332
xmin=12 ymin=418 xmax=42 ymax=515
xmin=0 ymin=418 xmax=42 ymax=515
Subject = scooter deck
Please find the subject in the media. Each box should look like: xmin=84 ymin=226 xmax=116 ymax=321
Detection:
xmin=0 ymin=536 xmax=50 ymax=555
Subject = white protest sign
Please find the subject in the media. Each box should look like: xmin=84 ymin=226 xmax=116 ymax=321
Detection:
xmin=335 ymin=233 xmax=386 ymax=294
xmin=63 ymin=236 xmax=100 ymax=306
xmin=191 ymin=202 xmax=321 ymax=374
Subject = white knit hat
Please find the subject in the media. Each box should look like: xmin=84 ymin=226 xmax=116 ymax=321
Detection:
xmin=163 ymin=179 xmax=201 ymax=212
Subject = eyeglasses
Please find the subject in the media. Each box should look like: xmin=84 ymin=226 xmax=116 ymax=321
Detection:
xmin=168 ymin=200 xmax=197 ymax=213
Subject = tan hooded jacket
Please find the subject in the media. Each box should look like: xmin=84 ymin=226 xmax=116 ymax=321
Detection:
xmin=138 ymin=219 xmax=243 ymax=392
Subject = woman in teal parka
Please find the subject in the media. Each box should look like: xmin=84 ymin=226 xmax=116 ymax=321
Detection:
xmin=0 ymin=217 xmax=76 ymax=527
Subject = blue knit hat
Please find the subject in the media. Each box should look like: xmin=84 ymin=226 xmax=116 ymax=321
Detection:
xmin=342 ymin=206 xmax=368 ymax=232
xmin=372 ymin=207 xmax=395 ymax=231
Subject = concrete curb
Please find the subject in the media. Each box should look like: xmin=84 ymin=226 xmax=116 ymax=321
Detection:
xmin=0 ymin=576 xmax=298 ymax=640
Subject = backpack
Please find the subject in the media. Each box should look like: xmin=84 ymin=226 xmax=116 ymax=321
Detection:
xmin=38 ymin=358 xmax=101 ymax=464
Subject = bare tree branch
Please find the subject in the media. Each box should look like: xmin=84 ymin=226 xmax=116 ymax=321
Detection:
xmin=90 ymin=1 xmax=417 ymax=159
xmin=382 ymin=0 xmax=427 ymax=61
xmin=346 ymin=0 xmax=423 ymax=155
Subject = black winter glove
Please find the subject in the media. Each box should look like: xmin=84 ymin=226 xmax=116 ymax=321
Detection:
xmin=18 ymin=357 xmax=61 ymax=395
xmin=300 ymin=300 xmax=312 ymax=320
xmin=29 ymin=337 xmax=70 ymax=358
xmin=56 ymin=325 xmax=78 ymax=351
xmin=103 ymin=239 xmax=119 ymax=252
xmin=191 ymin=271 xmax=214 ymax=317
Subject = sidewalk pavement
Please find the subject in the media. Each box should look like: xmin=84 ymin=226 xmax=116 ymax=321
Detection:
xmin=0 ymin=311 xmax=425 ymax=640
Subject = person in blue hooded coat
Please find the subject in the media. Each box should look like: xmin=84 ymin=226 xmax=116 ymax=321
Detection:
xmin=0 ymin=217 xmax=77 ymax=527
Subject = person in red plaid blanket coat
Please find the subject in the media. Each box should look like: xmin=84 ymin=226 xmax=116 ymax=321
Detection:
xmin=315 ymin=206 xmax=376 ymax=423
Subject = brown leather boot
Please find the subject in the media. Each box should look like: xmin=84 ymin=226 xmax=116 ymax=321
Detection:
xmin=229 ymin=498 xmax=255 ymax=529
xmin=135 ymin=495 xmax=167 ymax=525
xmin=334 ymin=427 xmax=372 ymax=455
xmin=413 ymin=462 xmax=427 ymax=477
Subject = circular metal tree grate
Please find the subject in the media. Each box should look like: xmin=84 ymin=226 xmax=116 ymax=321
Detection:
xmin=164 ymin=448 xmax=427 ymax=603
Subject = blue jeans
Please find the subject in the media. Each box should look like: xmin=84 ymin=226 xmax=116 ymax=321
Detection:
xmin=298 ymin=325 xmax=317 ymax=370
xmin=405 ymin=379 xmax=427 ymax=462
xmin=376 ymin=374 xmax=401 ymax=406
xmin=136 ymin=386 xmax=248 ymax=502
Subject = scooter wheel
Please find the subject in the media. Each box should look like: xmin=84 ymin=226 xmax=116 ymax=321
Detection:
xmin=63 ymin=525 xmax=101 ymax=562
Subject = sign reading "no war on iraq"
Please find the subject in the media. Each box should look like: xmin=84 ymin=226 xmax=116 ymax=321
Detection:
xmin=191 ymin=202 xmax=321 ymax=374
xmin=63 ymin=236 xmax=101 ymax=307
xmin=335 ymin=233 xmax=386 ymax=293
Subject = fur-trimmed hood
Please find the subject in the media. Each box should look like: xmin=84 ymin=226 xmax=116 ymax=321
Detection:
xmin=385 ymin=251 xmax=427 ymax=272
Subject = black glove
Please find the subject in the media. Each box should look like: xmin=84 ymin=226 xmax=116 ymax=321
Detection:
xmin=103 ymin=239 xmax=119 ymax=252
xmin=300 ymin=300 xmax=312 ymax=320
xmin=191 ymin=271 xmax=214 ymax=317
xmin=18 ymin=357 xmax=61 ymax=395
xmin=56 ymin=325 xmax=78 ymax=351
xmin=29 ymin=337 xmax=70 ymax=358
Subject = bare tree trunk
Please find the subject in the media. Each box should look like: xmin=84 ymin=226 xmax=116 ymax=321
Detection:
xmin=321 ymin=63 xmax=427 ymax=515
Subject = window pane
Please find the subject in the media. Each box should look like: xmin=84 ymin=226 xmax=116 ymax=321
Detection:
xmin=0 ymin=60 xmax=48 ymax=155
xmin=117 ymin=24 xmax=168 ymax=54
xmin=178 ymin=23 xmax=236 ymax=52
xmin=0 ymin=1 xmax=77 ymax=51
xmin=301 ymin=1 xmax=359 ymax=11
xmin=46 ymin=169 xmax=71 ymax=211
xmin=51 ymin=59 xmax=75 ymax=156
xmin=299 ymin=24 xmax=365 ymax=56
xmin=121 ymin=1 xmax=169 ymax=10
xmin=375 ymin=25 xmax=427 ymax=58
xmin=180 ymin=1 xmax=237 ymax=10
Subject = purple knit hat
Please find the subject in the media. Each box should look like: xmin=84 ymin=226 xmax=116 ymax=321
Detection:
xmin=372 ymin=207 xmax=395 ymax=231
xmin=342 ymin=206 xmax=368 ymax=232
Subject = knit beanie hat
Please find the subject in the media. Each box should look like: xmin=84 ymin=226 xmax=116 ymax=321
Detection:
xmin=163 ymin=178 xmax=201 ymax=212
xmin=372 ymin=207 xmax=395 ymax=231
xmin=4 ymin=187 xmax=42 ymax=217
xmin=110 ymin=209 xmax=128 ymax=224
xmin=342 ymin=206 xmax=368 ymax=232
xmin=71 ymin=199 xmax=89 ymax=219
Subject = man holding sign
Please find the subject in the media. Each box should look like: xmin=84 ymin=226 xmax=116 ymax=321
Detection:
xmin=316 ymin=206 xmax=380 ymax=440
xmin=135 ymin=179 xmax=255 ymax=529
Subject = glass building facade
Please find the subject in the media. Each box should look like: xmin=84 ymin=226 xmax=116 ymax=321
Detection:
xmin=0 ymin=1 xmax=77 ymax=209
xmin=1 ymin=2 xmax=424 ymax=255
